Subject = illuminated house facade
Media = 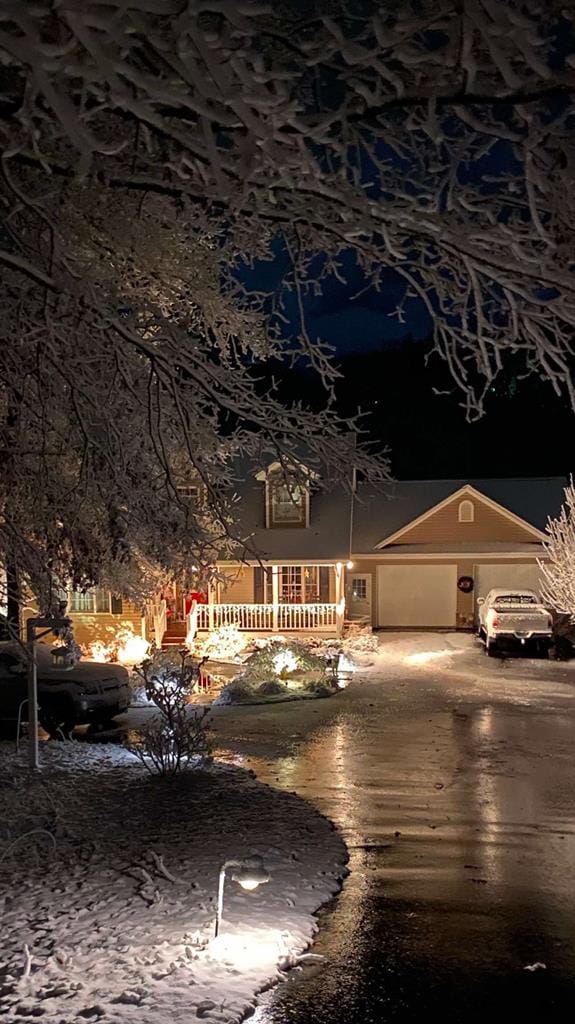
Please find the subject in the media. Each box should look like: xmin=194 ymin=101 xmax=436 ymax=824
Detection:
xmin=64 ymin=469 xmax=565 ymax=646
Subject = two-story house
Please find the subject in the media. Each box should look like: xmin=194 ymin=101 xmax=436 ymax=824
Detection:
xmin=63 ymin=465 xmax=566 ymax=647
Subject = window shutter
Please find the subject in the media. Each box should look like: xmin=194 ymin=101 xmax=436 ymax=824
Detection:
xmin=319 ymin=566 xmax=330 ymax=602
xmin=254 ymin=566 xmax=264 ymax=603
xmin=111 ymin=595 xmax=123 ymax=615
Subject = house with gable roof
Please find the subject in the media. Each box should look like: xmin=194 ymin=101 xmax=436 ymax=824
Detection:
xmin=63 ymin=463 xmax=566 ymax=646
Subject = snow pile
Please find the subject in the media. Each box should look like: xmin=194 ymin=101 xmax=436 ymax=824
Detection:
xmin=0 ymin=742 xmax=347 ymax=1024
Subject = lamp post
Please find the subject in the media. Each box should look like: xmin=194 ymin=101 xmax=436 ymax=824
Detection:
xmin=215 ymin=855 xmax=270 ymax=938
xmin=25 ymin=614 xmax=74 ymax=770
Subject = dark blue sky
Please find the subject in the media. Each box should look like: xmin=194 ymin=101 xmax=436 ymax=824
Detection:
xmin=241 ymin=247 xmax=432 ymax=355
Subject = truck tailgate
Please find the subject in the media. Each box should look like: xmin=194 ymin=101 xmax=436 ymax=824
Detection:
xmin=496 ymin=609 xmax=549 ymax=634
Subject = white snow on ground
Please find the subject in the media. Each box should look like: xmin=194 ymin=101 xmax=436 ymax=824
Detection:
xmin=0 ymin=742 xmax=347 ymax=1024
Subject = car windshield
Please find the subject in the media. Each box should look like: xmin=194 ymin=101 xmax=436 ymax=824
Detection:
xmin=494 ymin=594 xmax=537 ymax=605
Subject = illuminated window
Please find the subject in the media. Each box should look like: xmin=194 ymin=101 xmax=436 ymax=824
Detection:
xmin=270 ymin=476 xmax=306 ymax=526
xmin=68 ymin=589 xmax=122 ymax=614
xmin=352 ymin=578 xmax=367 ymax=601
xmin=280 ymin=566 xmax=302 ymax=602
xmin=458 ymin=499 xmax=475 ymax=523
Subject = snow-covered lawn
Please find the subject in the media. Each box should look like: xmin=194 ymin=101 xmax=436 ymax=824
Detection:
xmin=0 ymin=742 xmax=347 ymax=1024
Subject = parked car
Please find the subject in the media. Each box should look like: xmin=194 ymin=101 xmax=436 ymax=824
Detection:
xmin=477 ymin=589 xmax=553 ymax=656
xmin=0 ymin=642 xmax=130 ymax=737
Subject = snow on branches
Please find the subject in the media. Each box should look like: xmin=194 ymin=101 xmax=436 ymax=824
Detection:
xmin=540 ymin=480 xmax=575 ymax=622
xmin=0 ymin=0 xmax=574 ymax=601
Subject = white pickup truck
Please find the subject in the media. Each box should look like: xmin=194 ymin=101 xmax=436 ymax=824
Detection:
xmin=477 ymin=589 xmax=553 ymax=656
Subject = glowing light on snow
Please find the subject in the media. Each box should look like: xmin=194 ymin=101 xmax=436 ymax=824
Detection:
xmin=117 ymin=634 xmax=150 ymax=667
xmin=404 ymin=650 xmax=452 ymax=666
xmin=209 ymin=930 xmax=288 ymax=969
xmin=273 ymin=649 xmax=299 ymax=677
xmin=89 ymin=640 xmax=115 ymax=662
xmin=336 ymin=653 xmax=356 ymax=679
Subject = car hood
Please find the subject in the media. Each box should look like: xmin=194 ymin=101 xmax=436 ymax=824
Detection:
xmin=40 ymin=661 xmax=130 ymax=688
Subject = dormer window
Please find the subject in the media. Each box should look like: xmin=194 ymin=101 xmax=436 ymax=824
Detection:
xmin=270 ymin=475 xmax=306 ymax=527
xmin=255 ymin=459 xmax=314 ymax=529
xmin=177 ymin=484 xmax=204 ymax=506
xmin=458 ymin=499 xmax=475 ymax=523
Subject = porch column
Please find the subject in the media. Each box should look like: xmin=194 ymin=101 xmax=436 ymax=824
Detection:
xmin=207 ymin=581 xmax=215 ymax=630
xmin=272 ymin=565 xmax=279 ymax=632
xmin=335 ymin=562 xmax=345 ymax=637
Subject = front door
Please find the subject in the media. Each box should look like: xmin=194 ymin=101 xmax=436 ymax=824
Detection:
xmin=346 ymin=573 xmax=372 ymax=622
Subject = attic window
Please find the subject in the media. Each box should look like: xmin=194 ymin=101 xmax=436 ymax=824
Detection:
xmin=177 ymin=484 xmax=203 ymax=506
xmin=458 ymin=499 xmax=475 ymax=523
xmin=270 ymin=475 xmax=306 ymax=526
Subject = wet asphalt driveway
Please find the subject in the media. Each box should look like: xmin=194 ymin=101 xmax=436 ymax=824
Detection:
xmin=204 ymin=633 xmax=575 ymax=1023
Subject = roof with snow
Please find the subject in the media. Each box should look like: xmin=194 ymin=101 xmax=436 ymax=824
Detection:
xmin=227 ymin=475 xmax=566 ymax=562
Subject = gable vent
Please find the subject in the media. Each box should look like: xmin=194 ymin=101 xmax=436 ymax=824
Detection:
xmin=458 ymin=499 xmax=475 ymax=523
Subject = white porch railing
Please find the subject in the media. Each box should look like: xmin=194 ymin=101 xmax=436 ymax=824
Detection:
xmin=186 ymin=599 xmax=199 ymax=643
xmin=196 ymin=602 xmax=337 ymax=632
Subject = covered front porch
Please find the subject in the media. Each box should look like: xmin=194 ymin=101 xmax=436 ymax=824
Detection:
xmin=148 ymin=562 xmax=347 ymax=646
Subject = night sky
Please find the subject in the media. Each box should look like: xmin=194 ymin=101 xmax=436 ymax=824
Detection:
xmin=244 ymin=252 xmax=574 ymax=482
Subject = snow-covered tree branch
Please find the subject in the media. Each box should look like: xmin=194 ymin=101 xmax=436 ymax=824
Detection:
xmin=540 ymin=480 xmax=575 ymax=621
xmin=1 ymin=0 xmax=574 ymax=607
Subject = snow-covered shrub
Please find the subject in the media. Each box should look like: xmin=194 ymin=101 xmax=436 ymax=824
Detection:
xmin=257 ymin=680 xmax=288 ymax=696
xmin=214 ymin=676 xmax=259 ymax=705
xmin=304 ymin=679 xmax=337 ymax=698
xmin=193 ymin=624 xmax=249 ymax=661
xmin=342 ymin=632 xmax=379 ymax=654
xmin=242 ymin=641 xmax=328 ymax=684
xmin=127 ymin=650 xmax=211 ymax=775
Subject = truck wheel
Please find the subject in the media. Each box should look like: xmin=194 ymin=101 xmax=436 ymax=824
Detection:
xmin=39 ymin=702 xmax=76 ymax=740
xmin=486 ymin=636 xmax=498 ymax=657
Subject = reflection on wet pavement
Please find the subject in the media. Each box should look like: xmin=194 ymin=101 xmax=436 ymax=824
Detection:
xmin=212 ymin=657 xmax=575 ymax=1021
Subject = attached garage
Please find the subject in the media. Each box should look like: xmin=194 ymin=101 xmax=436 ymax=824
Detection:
xmin=377 ymin=564 xmax=457 ymax=628
xmin=474 ymin=563 xmax=543 ymax=602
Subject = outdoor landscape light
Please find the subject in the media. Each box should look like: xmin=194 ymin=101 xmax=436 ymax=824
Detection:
xmin=272 ymin=648 xmax=299 ymax=678
xmin=215 ymin=856 xmax=270 ymax=937
xmin=50 ymin=645 xmax=74 ymax=670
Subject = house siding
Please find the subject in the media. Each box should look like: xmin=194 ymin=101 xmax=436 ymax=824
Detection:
xmin=218 ymin=566 xmax=254 ymax=603
xmin=22 ymin=601 xmax=144 ymax=651
xmin=388 ymin=494 xmax=540 ymax=546
xmin=350 ymin=556 xmax=544 ymax=629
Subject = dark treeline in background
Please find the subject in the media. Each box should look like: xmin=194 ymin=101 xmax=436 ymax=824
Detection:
xmin=262 ymin=338 xmax=574 ymax=481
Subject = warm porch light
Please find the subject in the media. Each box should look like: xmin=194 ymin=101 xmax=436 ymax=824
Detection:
xmin=215 ymin=856 xmax=270 ymax=937
xmin=346 ymin=560 xmax=354 ymax=570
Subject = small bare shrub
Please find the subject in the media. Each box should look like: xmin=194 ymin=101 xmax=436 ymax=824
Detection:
xmin=127 ymin=650 xmax=211 ymax=776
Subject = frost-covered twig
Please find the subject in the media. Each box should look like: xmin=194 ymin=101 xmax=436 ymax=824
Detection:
xmin=0 ymin=829 xmax=57 ymax=867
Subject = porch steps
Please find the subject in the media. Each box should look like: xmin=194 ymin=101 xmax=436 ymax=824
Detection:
xmin=161 ymin=624 xmax=187 ymax=650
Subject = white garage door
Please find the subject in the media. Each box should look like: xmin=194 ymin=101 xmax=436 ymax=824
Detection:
xmin=377 ymin=564 xmax=457 ymax=628
xmin=475 ymin=563 xmax=543 ymax=602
